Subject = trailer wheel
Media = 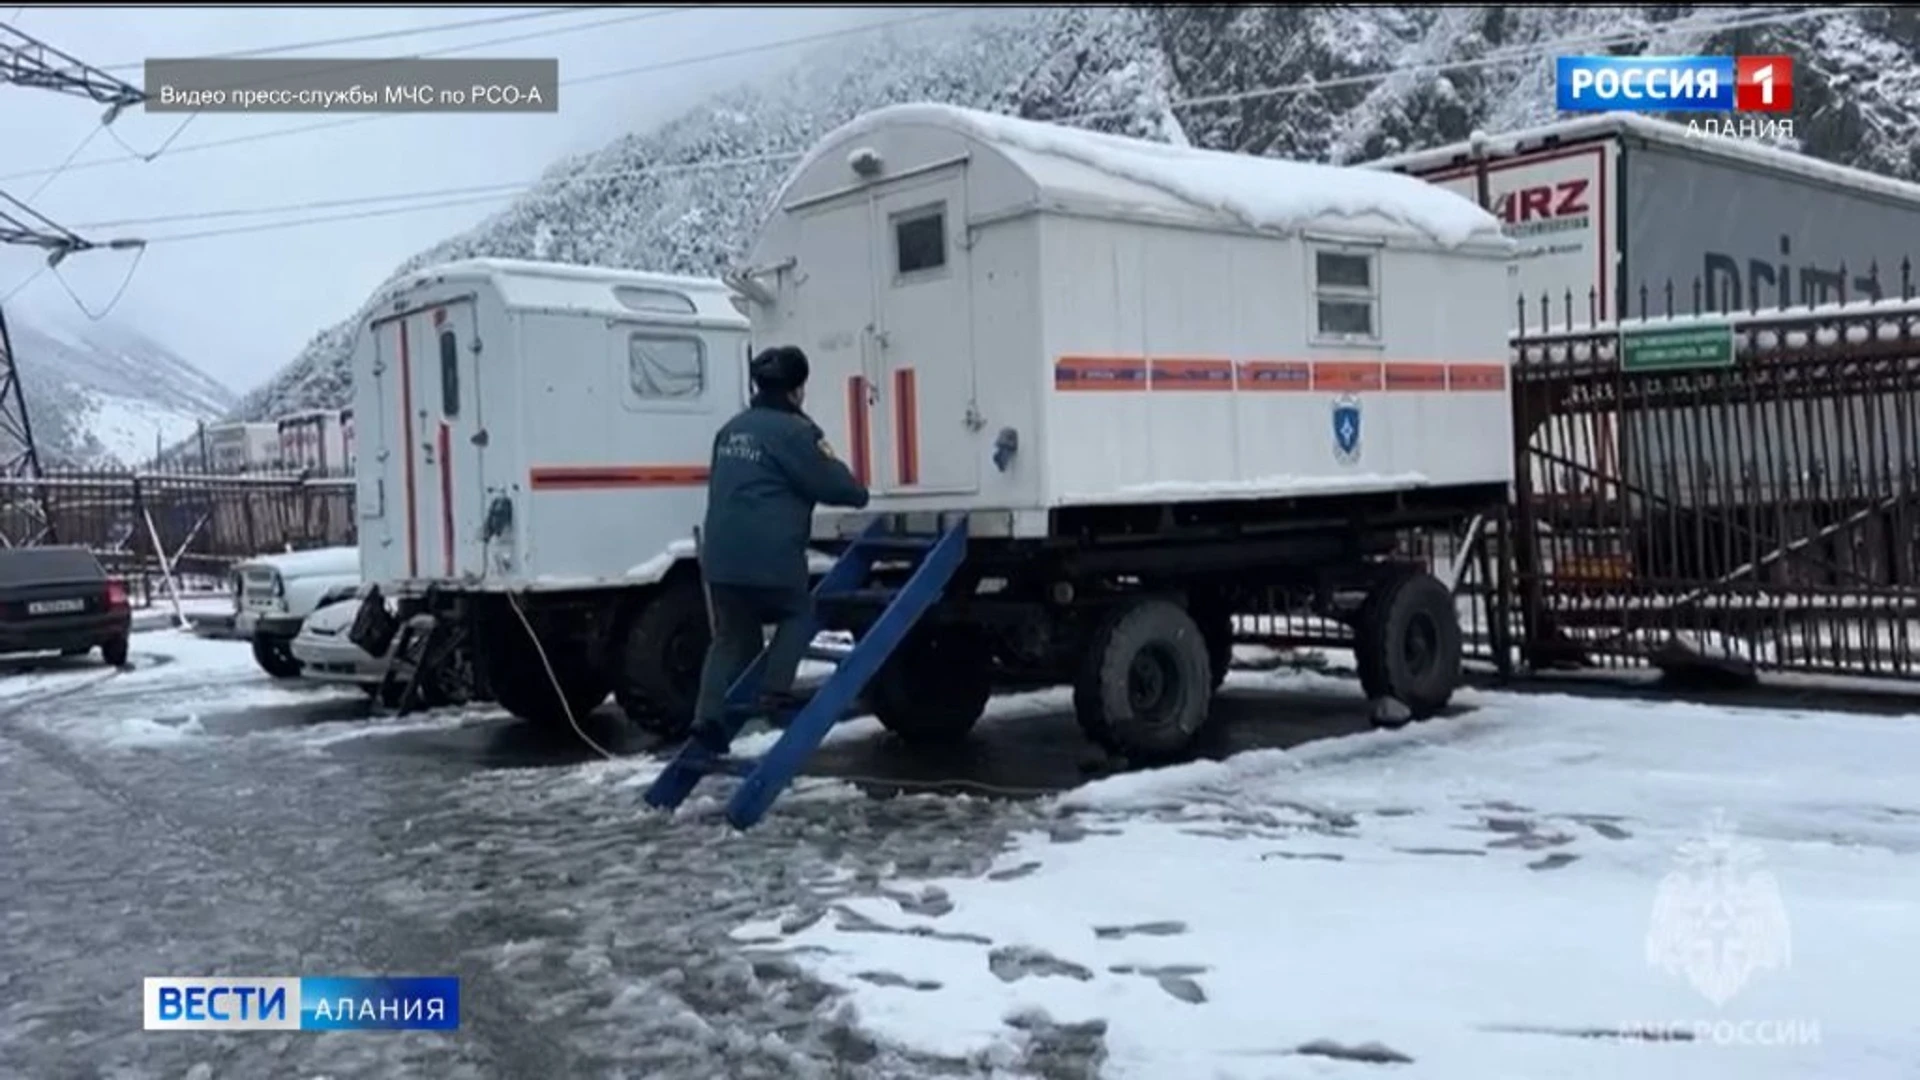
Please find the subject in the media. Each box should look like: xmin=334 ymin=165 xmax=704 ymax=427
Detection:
xmin=1191 ymin=603 xmax=1234 ymax=691
xmin=614 ymin=581 xmax=711 ymax=738
xmin=252 ymin=637 xmax=302 ymax=679
xmin=869 ymin=625 xmax=992 ymax=746
xmin=485 ymin=618 xmax=611 ymax=727
xmin=1073 ymin=599 xmax=1212 ymax=762
xmin=1354 ymin=570 xmax=1460 ymax=723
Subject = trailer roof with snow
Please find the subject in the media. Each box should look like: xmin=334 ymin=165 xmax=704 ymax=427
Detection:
xmin=738 ymin=102 xmax=1516 ymax=540
xmin=373 ymin=257 xmax=746 ymax=327
xmin=1366 ymin=114 xmax=1920 ymax=210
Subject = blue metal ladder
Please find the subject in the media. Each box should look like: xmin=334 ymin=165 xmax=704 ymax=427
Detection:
xmin=643 ymin=517 xmax=969 ymax=829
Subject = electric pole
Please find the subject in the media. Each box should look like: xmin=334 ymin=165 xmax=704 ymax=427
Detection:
xmin=1 ymin=20 xmax=147 ymax=542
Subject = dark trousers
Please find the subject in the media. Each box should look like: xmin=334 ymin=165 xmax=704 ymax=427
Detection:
xmin=691 ymin=582 xmax=813 ymax=736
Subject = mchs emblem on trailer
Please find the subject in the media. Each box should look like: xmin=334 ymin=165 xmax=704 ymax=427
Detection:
xmin=1332 ymin=394 xmax=1363 ymax=464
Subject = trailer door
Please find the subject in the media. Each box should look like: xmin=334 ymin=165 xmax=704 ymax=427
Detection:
xmin=372 ymin=300 xmax=487 ymax=582
xmin=793 ymin=192 xmax=881 ymax=489
xmin=419 ymin=300 xmax=486 ymax=579
xmin=870 ymin=165 xmax=979 ymax=495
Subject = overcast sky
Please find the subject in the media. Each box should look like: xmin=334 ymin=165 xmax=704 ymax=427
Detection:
xmin=0 ymin=5 xmax=911 ymax=396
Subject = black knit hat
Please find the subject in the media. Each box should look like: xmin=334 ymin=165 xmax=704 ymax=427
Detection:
xmin=749 ymin=345 xmax=810 ymax=393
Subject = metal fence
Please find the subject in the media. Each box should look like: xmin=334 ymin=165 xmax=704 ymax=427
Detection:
xmin=0 ymin=468 xmax=355 ymax=600
xmin=1237 ymin=268 xmax=1920 ymax=684
xmin=1506 ymin=267 xmax=1920 ymax=680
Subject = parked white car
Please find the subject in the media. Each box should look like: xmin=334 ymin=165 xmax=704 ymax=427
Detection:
xmin=290 ymin=595 xmax=388 ymax=693
xmin=231 ymin=545 xmax=361 ymax=678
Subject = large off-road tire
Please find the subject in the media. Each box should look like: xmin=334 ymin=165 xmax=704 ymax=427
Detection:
xmin=1190 ymin=603 xmax=1234 ymax=691
xmin=252 ymin=636 xmax=302 ymax=679
xmin=869 ymin=624 xmax=993 ymax=747
xmin=1353 ymin=569 xmax=1460 ymax=723
xmin=485 ymin=617 xmax=610 ymax=727
xmin=100 ymin=637 xmax=129 ymax=668
xmin=1073 ymin=598 xmax=1212 ymax=762
xmin=613 ymin=581 xmax=711 ymax=739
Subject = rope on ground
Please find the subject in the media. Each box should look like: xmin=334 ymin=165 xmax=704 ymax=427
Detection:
xmin=504 ymin=588 xmax=619 ymax=764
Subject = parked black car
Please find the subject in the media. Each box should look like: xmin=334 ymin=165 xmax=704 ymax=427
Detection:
xmin=0 ymin=546 xmax=132 ymax=666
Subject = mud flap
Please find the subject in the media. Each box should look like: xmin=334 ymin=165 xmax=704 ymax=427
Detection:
xmin=348 ymin=585 xmax=399 ymax=658
xmin=379 ymin=614 xmax=466 ymax=716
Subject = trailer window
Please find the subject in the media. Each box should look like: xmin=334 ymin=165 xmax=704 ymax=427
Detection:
xmin=893 ymin=206 xmax=946 ymax=277
xmin=614 ymin=285 xmax=698 ymax=315
xmin=1313 ymin=248 xmax=1379 ymax=341
xmin=629 ymin=334 xmax=705 ymax=399
xmin=438 ymin=329 xmax=461 ymax=417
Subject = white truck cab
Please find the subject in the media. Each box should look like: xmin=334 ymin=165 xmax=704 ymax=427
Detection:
xmin=232 ymin=545 xmax=361 ymax=677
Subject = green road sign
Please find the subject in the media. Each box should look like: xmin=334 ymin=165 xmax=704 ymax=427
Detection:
xmin=1619 ymin=323 xmax=1736 ymax=373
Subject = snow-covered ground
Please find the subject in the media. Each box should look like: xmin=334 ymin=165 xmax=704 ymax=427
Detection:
xmin=79 ymin=388 xmax=208 ymax=468
xmin=724 ymin=669 xmax=1920 ymax=1079
xmin=8 ymin=630 xmax=1919 ymax=1078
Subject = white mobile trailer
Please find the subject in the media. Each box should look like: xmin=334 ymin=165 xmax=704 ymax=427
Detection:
xmin=1368 ymin=115 xmax=1920 ymax=504
xmin=345 ymin=258 xmax=754 ymax=730
xmin=730 ymin=103 xmax=1517 ymax=756
xmin=205 ymin=422 xmax=281 ymax=473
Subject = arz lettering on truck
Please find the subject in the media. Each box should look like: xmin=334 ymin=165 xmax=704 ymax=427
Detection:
xmin=1494 ymin=179 xmax=1592 ymax=237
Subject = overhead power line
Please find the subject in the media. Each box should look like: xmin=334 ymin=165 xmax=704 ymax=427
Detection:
xmin=113 ymin=6 xmax=702 ymax=105
xmin=95 ymin=6 xmax=621 ymax=71
xmin=84 ymin=3 xmax=1849 ymax=246
xmin=0 ymin=7 xmax=971 ymax=185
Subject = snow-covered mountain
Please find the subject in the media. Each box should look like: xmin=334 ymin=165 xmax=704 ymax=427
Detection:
xmin=235 ymin=4 xmax=1920 ymax=420
xmin=2 ymin=312 xmax=236 ymax=469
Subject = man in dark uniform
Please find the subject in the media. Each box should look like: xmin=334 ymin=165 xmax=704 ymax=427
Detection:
xmin=684 ymin=345 xmax=870 ymax=754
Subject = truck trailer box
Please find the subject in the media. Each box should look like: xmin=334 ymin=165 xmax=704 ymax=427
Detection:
xmin=735 ymin=103 xmax=1517 ymax=542
xmin=277 ymin=408 xmax=348 ymax=475
xmin=1369 ymin=116 xmax=1920 ymax=509
xmin=1365 ymin=114 xmax=1920 ymax=325
xmin=205 ymin=421 xmax=280 ymax=473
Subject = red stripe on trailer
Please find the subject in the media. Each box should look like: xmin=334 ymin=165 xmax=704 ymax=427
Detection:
xmin=846 ymin=375 xmax=871 ymax=486
xmin=397 ymin=319 xmax=418 ymax=578
xmin=438 ymin=422 xmax=454 ymax=576
xmin=1447 ymin=363 xmax=1507 ymax=392
xmin=893 ymin=367 xmax=919 ymax=486
xmin=528 ymin=465 xmax=710 ymax=489
xmin=1054 ymin=355 xmax=1146 ymax=391
xmin=1148 ymin=357 xmax=1234 ymax=390
xmin=1384 ymin=362 xmax=1449 ymax=392
xmin=1237 ymin=360 xmax=1311 ymax=391
xmin=1312 ymin=361 xmax=1384 ymax=393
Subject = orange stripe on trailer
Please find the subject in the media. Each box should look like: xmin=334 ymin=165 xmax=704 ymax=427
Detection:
xmin=438 ymin=422 xmax=454 ymax=576
xmin=846 ymin=375 xmax=872 ymax=486
xmin=1237 ymin=360 xmax=1311 ymax=391
xmin=893 ymin=367 xmax=920 ymax=486
xmin=1384 ymin=362 xmax=1448 ymax=392
xmin=397 ymin=320 xmax=418 ymax=579
xmin=528 ymin=465 xmax=710 ymax=490
xmin=1054 ymin=355 xmax=1146 ymax=391
xmin=1148 ymin=357 xmax=1234 ymax=390
xmin=1311 ymin=361 xmax=1383 ymax=393
xmin=1447 ymin=363 xmax=1507 ymax=392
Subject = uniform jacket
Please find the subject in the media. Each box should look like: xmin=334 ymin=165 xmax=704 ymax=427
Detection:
xmin=699 ymin=391 xmax=870 ymax=590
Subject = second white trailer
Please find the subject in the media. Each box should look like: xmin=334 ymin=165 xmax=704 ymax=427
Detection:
xmin=725 ymin=104 xmax=1517 ymax=759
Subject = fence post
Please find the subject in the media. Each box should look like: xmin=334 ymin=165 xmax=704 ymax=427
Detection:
xmin=131 ymin=474 xmax=152 ymax=605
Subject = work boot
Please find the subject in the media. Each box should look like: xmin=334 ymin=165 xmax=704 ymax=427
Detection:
xmin=756 ymin=690 xmax=808 ymax=727
xmin=671 ymin=720 xmax=733 ymax=762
